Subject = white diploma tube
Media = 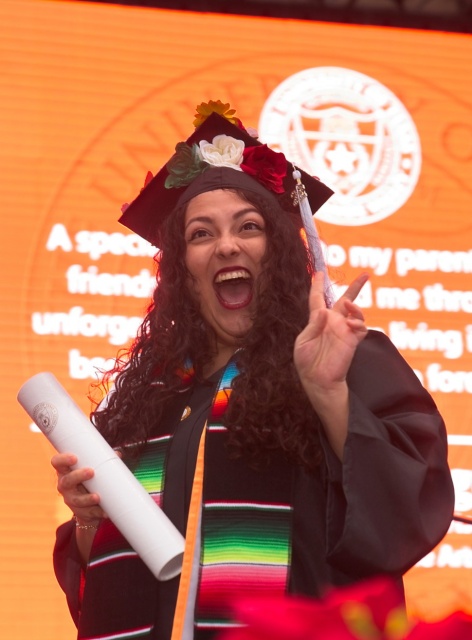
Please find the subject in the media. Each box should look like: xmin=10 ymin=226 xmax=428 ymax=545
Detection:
xmin=17 ymin=372 xmax=185 ymax=581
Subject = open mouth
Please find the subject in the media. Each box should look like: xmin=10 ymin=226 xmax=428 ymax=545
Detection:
xmin=214 ymin=269 xmax=253 ymax=309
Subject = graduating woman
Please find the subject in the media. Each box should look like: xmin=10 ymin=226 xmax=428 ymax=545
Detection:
xmin=52 ymin=101 xmax=454 ymax=640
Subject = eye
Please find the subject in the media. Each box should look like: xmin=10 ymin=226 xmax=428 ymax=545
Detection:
xmin=188 ymin=228 xmax=211 ymax=242
xmin=241 ymin=220 xmax=264 ymax=232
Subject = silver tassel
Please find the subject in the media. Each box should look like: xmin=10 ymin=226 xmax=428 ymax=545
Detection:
xmin=292 ymin=167 xmax=334 ymax=307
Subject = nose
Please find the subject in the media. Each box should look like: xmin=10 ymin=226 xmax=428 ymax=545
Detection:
xmin=215 ymin=232 xmax=240 ymax=258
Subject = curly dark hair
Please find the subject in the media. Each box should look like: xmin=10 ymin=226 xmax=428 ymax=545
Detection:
xmin=91 ymin=189 xmax=323 ymax=471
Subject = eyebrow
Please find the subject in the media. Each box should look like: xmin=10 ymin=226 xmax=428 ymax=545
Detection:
xmin=184 ymin=206 xmax=260 ymax=230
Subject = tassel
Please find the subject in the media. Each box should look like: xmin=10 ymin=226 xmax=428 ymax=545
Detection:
xmin=292 ymin=168 xmax=334 ymax=307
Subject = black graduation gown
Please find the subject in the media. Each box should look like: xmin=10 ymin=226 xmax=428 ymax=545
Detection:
xmin=53 ymin=331 xmax=455 ymax=638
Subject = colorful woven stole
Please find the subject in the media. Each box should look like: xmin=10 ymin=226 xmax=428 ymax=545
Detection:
xmin=80 ymin=435 xmax=172 ymax=640
xmin=194 ymin=360 xmax=294 ymax=638
xmin=80 ymin=359 xmax=294 ymax=640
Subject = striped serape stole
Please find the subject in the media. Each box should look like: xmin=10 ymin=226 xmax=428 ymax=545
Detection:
xmin=131 ymin=434 xmax=171 ymax=508
xmin=79 ymin=434 xmax=172 ymax=640
xmin=194 ymin=360 xmax=294 ymax=637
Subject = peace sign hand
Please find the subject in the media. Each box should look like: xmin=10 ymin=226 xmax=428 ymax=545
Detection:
xmin=293 ymin=272 xmax=369 ymax=457
xmin=294 ymin=271 xmax=368 ymax=391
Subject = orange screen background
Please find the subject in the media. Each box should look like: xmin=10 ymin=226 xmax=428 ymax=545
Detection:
xmin=0 ymin=1 xmax=471 ymax=638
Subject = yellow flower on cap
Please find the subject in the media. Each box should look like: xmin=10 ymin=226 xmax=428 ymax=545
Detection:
xmin=193 ymin=100 xmax=239 ymax=128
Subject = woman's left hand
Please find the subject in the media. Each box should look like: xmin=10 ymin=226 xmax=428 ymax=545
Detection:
xmin=293 ymin=272 xmax=369 ymax=457
xmin=294 ymin=271 xmax=368 ymax=393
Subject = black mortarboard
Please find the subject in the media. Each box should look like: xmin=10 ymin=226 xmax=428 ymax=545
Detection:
xmin=119 ymin=108 xmax=334 ymax=246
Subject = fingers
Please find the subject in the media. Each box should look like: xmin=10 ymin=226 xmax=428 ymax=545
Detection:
xmin=307 ymin=274 xmax=367 ymax=331
xmin=342 ymin=273 xmax=369 ymax=303
xmin=343 ymin=298 xmax=365 ymax=321
xmin=59 ymin=471 xmax=102 ymax=519
xmin=308 ymin=271 xmax=328 ymax=315
xmin=57 ymin=466 xmax=92 ymax=493
xmin=310 ymin=270 xmax=368 ymax=315
xmin=51 ymin=452 xmax=77 ymax=474
xmin=296 ymin=308 xmax=329 ymax=347
xmin=332 ymin=274 xmax=369 ymax=319
xmin=52 ymin=452 xmax=103 ymax=520
xmin=346 ymin=316 xmax=368 ymax=335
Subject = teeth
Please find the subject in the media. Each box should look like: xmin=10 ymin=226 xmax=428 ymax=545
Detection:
xmin=215 ymin=270 xmax=250 ymax=283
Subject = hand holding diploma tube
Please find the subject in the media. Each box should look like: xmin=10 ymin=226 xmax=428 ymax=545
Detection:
xmin=17 ymin=372 xmax=185 ymax=581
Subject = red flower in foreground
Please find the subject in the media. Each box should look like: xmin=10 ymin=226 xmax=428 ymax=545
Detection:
xmin=217 ymin=577 xmax=472 ymax=640
xmin=219 ymin=596 xmax=350 ymax=640
xmin=407 ymin=612 xmax=472 ymax=639
xmin=241 ymin=144 xmax=287 ymax=194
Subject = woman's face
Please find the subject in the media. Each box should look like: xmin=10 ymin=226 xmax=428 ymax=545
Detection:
xmin=184 ymin=189 xmax=267 ymax=351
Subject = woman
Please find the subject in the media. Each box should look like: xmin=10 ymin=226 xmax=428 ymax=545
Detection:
xmin=52 ymin=101 xmax=454 ymax=640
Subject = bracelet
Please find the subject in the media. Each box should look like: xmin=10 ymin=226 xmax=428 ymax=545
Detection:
xmin=73 ymin=515 xmax=100 ymax=531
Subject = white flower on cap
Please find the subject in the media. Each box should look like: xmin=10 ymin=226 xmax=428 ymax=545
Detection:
xmin=199 ymin=134 xmax=244 ymax=170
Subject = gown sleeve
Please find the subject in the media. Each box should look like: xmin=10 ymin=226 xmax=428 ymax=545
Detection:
xmin=53 ymin=520 xmax=83 ymax=627
xmin=321 ymin=330 xmax=455 ymax=577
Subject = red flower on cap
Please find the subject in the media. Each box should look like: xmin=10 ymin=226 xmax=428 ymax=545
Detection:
xmin=241 ymin=144 xmax=287 ymax=194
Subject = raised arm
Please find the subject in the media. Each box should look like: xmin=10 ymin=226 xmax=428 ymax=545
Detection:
xmin=293 ymin=271 xmax=369 ymax=458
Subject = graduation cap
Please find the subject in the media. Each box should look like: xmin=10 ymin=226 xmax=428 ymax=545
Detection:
xmin=118 ymin=102 xmax=334 ymax=251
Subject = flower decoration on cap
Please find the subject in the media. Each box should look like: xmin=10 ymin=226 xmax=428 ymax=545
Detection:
xmin=164 ymin=142 xmax=209 ymax=189
xmin=199 ymin=135 xmax=245 ymax=169
xmin=165 ymin=103 xmax=288 ymax=195
xmin=241 ymin=144 xmax=286 ymax=194
xmin=193 ymin=99 xmax=240 ymax=128
xmin=165 ymin=134 xmax=287 ymax=194
xmin=118 ymin=100 xmax=335 ymax=287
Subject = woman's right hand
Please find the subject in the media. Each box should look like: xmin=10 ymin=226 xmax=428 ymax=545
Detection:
xmin=51 ymin=452 xmax=105 ymax=526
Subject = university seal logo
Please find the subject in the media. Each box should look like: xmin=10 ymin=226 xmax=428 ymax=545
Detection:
xmin=32 ymin=402 xmax=59 ymax=435
xmin=259 ymin=67 xmax=422 ymax=226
